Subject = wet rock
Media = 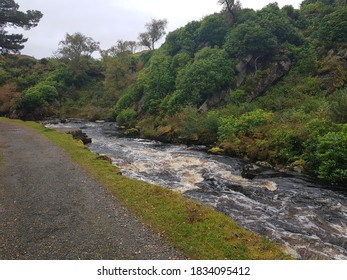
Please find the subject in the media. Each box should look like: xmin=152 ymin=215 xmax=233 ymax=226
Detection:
xmin=242 ymin=162 xmax=293 ymax=180
xmin=96 ymin=155 xmax=112 ymax=164
xmin=124 ymin=128 xmax=140 ymax=137
xmin=67 ymin=129 xmax=92 ymax=144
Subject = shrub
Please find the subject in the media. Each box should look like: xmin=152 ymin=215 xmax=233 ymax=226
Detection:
xmin=218 ymin=109 xmax=273 ymax=142
xmin=116 ymin=108 xmax=137 ymax=127
xmin=328 ymin=87 xmax=347 ymax=123
xmin=17 ymin=82 xmax=59 ymax=111
xmin=175 ymin=47 xmax=235 ymax=105
xmin=316 ymin=129 xmax=347 ymax=183
xmin=303 ymin=120 xmax=347 ymax=184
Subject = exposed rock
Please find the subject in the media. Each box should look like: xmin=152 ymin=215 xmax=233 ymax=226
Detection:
xmin=247 ymin=59 xmax=291 ymax=101
xmin=236 ymin=55 xmax=253 ymax=87
xmin=318 ymin=46 xmax=347 ymax=94
xmin=255 ymin=161 xmax=273 ymax=168
xmin=136 ymin=95 xmax=146 ymax=114
xmin=242 ymin=162 xmax=294 ymax=180
xmin=64 ymin=129 xmax=92 ymax=144
xmin=96 ymin=155 xmax=112 ymax=164
xmin=199 ymin=90 xmax=229 ymax=113
xmin=124 ymin=128 xmax=140 ymax=137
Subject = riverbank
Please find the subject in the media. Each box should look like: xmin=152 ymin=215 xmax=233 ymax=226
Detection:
xmin=0 ymin=117 xmax=291 ymax=259
xmin=44 ymin=120 xmax=347 ymax=259
xmin=0 ymin=120 xmax=184 ymax=259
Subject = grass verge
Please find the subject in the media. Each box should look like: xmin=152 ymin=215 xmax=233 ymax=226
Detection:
xmin=0 ymin=117 xmax=292 ymax=259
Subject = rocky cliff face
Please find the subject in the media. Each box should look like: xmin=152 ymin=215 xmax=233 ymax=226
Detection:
xmin=238 ymin=56 xmax=292 ymax=101
xmin=318 ymin=46 xmax=347 ymax=94
xmin=198 ymin=55 xmax=292 ymax=111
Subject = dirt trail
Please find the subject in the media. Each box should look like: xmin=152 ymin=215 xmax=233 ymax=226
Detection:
xmin=0 ymin=121 xmax=183 ymax=260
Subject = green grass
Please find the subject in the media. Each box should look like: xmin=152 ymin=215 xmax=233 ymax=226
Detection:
xmin=0 ymin=117 xmax=292 ymax=260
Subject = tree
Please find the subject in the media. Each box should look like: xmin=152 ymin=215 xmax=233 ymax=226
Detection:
xmin=104 ymin=53 xmax=135 ymax=100
xmin=218 ymin=0 xmax=241 ymax=22
xmin=197 ymin=14 xmax=228 ymax=47
xmin=224 ymin=22 xmax=278 ymax=59
xmin=56 ymin=32 xmax=99 ymax=61
xmin=102 ymin=40 xmax=138 ymax=57
xmin=175 ymin=47 xmax=235 ymax=106
xmin=165 ymin=21 xmax=201 ymax=55
xmin=0 ymin=0 xmax=42 ymax=54
xmin=218 ymin=0 xmax=235 ymax=15
xmin=318 ymin=8 xmax=347 ymax=43
xmin=55 ymin=32 xmax=100 ymax=86
xmin=138 ymin=18 xmax=168 ymax=50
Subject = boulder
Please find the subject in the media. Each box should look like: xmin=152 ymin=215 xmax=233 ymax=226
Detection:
xmin=66 ymin=129 xmax=92 ymax=144
xmin=96 ymin=155 xmax=112 ymax=164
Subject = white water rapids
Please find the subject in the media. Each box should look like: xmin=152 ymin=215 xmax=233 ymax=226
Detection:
xmin=47 ymin=121 xmax=347 ymax=259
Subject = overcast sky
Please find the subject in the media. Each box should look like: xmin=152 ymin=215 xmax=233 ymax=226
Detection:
xmin=11 ymin=0 xmax=302 ymax=58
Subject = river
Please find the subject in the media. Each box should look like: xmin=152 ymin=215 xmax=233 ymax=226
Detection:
xmin=47 ymin=121 xmax=347 ymax=260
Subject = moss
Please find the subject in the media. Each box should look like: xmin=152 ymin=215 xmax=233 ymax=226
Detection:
xmin=208 ymin=147 xmax=225 ymax=155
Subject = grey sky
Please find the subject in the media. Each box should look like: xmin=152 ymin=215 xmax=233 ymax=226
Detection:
xmin=11 ymin=0 xmax=302 ymax=59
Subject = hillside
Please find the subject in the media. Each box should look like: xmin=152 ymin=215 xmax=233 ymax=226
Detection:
xmin=0 ymin=0 xmax=346 ymax=184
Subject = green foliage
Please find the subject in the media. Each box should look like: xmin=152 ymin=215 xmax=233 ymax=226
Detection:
xmin=224 ymin=3 xmax=303 ymax=59
xmin=302 ymin=118 xmax=347 ymax=183
xmin=228 ymin=89 xmax=247 ymax=105
xmin=256 ymin=3 xmax=303 ymax=46
xmin=1 ymin=0 xmax=346 ymax=185
xmin=328 ymin=87 xmax=347 ymax=123
xmin=116 ymin=108 xmax=137 ymax=127
xmin=175 ymin=47 xmax=235 ymax=107
xmin=0 ymin=0 xmax=43 ymax=54
xmin=104 ymin=53 xmax=134 ymax=101
xmin=55 ymin=32 xmax=101 ymax=87
xmin=165 ymin=21 xmax=201 ymax=56
xmin=315 ymin=129 xmax=347 ymax=183
xmin=171 ymin=52 xmax=192 ymax=72
xmin=0 ymin=66 xmax=9 ymax=84
xmin=318 ymin=8 xmax=347 ymax=43
xmin=218 ymin=109 xmax=273 ymax=142
xmin=224 ymin=22 xmax=277 ymax=58
xmin=291 ymin=44 xmax=318 ymax=76
xmin=138 ymin=18 xmax=168 ymax=50
xmin=297 ymin=1 xmax=334 ymax=33
xmin=143 ymin=52 xmax=175 ymax=114
xmin=197 ymin=14 xmax=228 ymax=47
xmin=114 ymin=79 xmax=145 ymax=116
xmin=17 ymin=81 xmax=58 ymax=112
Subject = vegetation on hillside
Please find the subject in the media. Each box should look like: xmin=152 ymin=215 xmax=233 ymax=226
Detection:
xmin=0 ymin=0 xmax=346 ymax=184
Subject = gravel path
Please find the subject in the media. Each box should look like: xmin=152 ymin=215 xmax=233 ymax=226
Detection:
xmin=0 ymin=121 xmax=184 ymax=260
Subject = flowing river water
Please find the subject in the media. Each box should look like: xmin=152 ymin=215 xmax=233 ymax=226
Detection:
xmin=47 ymin=121 xmax=347 ymax=260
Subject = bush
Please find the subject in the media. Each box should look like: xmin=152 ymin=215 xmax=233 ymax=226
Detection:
xmin=218 ymin=109 xmax=273 ymax=142
xmin=303 ymin=120 xmax=347 ymax=184
xmin=17 ymin=82 xmax=59 ymax=111
xmin=224 ymin=22 xmax=277 ymax=58
xmin=328 ymin=87 xmax=347 ymax=123
xmin=318 ymin=8 xmax=347 ymax=43
xmin=116 ymin=108 xmax=137 ymax=127
xmin=175 ymin=47 xmax=235 ymax=105
xmin=316 ymin=129 xmax=347 ymax=183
